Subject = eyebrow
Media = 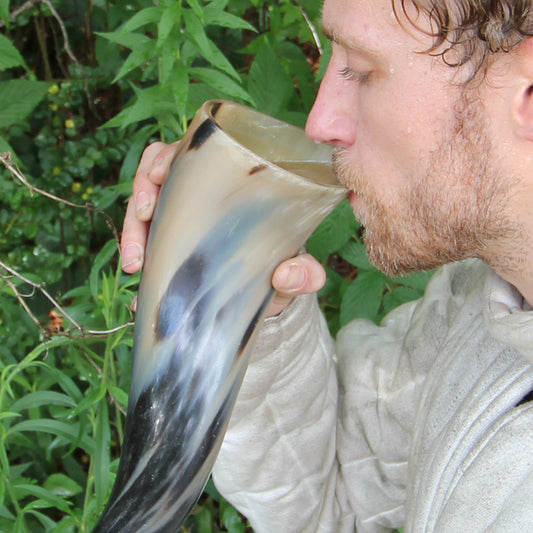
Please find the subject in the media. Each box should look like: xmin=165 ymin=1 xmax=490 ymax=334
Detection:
xmin=322 ymin=24 xmax=381 ymax=58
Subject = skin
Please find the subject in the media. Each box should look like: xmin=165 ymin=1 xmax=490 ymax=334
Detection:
xmin=121 ymin=0 xmax=533 ymax=312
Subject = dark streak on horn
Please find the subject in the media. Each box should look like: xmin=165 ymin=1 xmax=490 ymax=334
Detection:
xmin=188 ymin=119 xmax=218 ymax=151
xmin=249 ymin=164 xmax=267 ymax=175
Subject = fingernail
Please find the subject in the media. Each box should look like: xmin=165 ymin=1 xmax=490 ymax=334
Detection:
xmin=282 ymin=263 xmax=306 ymax=292
xmin=122 ymin=242 xmax=143 ymax=269
xmin=135 ymin=191 xmax=151 ymax=216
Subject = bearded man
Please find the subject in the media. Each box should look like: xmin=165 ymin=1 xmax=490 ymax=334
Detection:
xmin=121 ymin=1 xmax=533 ymax=531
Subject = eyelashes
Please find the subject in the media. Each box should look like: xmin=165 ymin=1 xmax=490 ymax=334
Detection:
xmin=338 ymin=67 xmax=372 ymax=84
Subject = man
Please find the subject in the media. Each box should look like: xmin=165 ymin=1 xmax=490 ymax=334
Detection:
xmin=121 ymin=0 xmax=533 ymax=531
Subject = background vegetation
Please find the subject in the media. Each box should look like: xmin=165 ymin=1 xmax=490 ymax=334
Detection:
xmin=0 ymin=0 xmax=426 ymax=531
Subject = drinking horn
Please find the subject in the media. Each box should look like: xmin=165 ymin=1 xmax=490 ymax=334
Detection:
xmin=93 ymin=100 xmax=347 ymax=532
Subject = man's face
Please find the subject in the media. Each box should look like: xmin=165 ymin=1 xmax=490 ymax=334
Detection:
xmin=306 ymin=0 xmax=519 ymax=276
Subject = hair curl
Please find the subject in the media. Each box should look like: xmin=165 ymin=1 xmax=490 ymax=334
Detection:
xmin=393 ymin=0 xmax=533 ymax=80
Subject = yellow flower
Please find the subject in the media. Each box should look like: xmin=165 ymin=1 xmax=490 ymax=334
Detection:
xmin=71 ymin=182 xmax=82 ymax=193
xmin=48 ymin=84 xmax=59 ymax=95
xmin=65 ymin=118 xmax=75 ymax=129
xmin=86 ymin=187 xmax=94 ymax=195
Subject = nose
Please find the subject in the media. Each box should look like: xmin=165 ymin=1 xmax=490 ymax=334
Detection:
xmin=305 ymin=62 xmax=357 ymax=148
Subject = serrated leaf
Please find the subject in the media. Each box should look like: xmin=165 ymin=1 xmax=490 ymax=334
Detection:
xmin=308 ymin=199 xmax=359 ymax=261
xmin=189 ymin=67 xmax=253 ymax=104
xmin=340 ymin=271 xmax=387 ymax=325
xmin=383 ymin=285 xmax=422 ymax=315
xmin=0 ymin=34 xmax=27 ymax=71
xmin=339 ymin=239 xmax=373 ymax=271
xmin=247 ymin=44 xmax=294 ymax=116
xmin=0 ymin=80 xmax=50 ymax=129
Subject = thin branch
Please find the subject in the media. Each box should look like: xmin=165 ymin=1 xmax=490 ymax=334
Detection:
xmin=0 ymin=0 xmax=39 ymax=29
xmin=0 ymin=153 xmax=134 ymax=339
xmin=0 ymin=258 xmax=135 ymax=339
xmin=0 ymin=272 xmax=46 ymax=335
xmin=0 ymin=152 xmax=120 ymax=246
xmin=294 ymin=0 xmax=323 ymax=55
xmin=40 ymin=0 xmax=79 ymax=65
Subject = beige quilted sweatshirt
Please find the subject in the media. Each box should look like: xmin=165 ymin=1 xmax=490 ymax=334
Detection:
xmin=212 ymin=259 xmax=533 ymax=533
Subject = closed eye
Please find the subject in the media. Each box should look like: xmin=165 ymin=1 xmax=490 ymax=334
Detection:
xmin=338 ymin=67 xmax=372 ymax=84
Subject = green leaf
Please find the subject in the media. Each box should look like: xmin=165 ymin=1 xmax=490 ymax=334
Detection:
xmin=95 ymin=30 xmax=152 ymax=50
xmin=94 ymin=399 xmax=110 ymax=508
xmin=204 ymin=1 xmax=256 ymax=32
xmin=10 ymin=391 xmax=76 ymax=413
xmin=0 ymin=0 xmax=9 ymax=28
xmin=15 ymin=484 xmax=71 ymax=513
xmin=120 ymin=6 xmax=163 ymax=33
xmin=0 ymin=80 xmax=50 ymax=129
xmin=339 ymin=239 xmax=373 ymax=271
xmin=247 ymin=43 xmax=294 ymax=116
xmin=189 ymin=67 xmax=253 ymax=104
xmin=7 ymin=419 xmax=96 ymax=455
xmin=0 ymin=34 xmax=27 ymax=71
xmin=308 ymin=199 xmax=359 ymax=261
xmin=90 ymin=239 xmax=118 ymax=301
xmin=43 ymin=473 xmax=83 ymax=498
xmin=340 ymin=271 xmax=387 ymax=326
xmin=112 ymin=40 xmax=158 ymax=83
xmin=158 ymin=3 xmax=182 ymax=45
xmin=383 ymin=285 xmax=423 ymax=315
xmin=185 ymin=0 xmax=205 ymax=22
xmin=184 ymin=9 xmax=240 ymax=80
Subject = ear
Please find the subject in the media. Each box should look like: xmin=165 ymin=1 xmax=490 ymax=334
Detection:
xmin=513 ymin=38 xmax=533 ymax=142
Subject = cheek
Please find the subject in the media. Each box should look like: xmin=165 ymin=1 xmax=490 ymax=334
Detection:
xmin=354 ymin=77 xmax=456 ymax=182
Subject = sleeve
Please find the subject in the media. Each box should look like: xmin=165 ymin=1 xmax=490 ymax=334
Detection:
xmin=212 ymin=293 xmax=342 ymax=533
xmin=212 ymin=265 xmax=458 ymax=533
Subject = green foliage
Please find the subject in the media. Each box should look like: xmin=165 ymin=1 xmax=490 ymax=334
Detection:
xmin=0 ymin=0 xmax=432 ymax=531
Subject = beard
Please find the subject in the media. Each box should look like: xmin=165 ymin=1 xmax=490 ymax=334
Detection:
xmin=333 ymin=92 xmax=523 ymax=278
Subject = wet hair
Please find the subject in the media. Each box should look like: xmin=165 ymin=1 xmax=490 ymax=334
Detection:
xmin=393 ymin=0 xmax=533 ymax=80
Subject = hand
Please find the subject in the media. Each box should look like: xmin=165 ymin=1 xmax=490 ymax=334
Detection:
xmin=120 ymin=142 xmax=327 ymax=316
xmin=121 ymin=141 xmax=180 ymax=274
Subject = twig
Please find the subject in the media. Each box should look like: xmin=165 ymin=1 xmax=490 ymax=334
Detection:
xmin=0 ymin=272 xmax=45 ymax=334
xmin=0 ymin=153 xmax=134 ymax=339
xmin=40 ymin=0 xmax=79 ymax=65
xmin=0 ymin=0 xmax=39 ymax=28
xmin=0 ymin=152 xmax=120 ymax=246
xmin=0 ymin=258 xmax=135 ymax=339
xmin=294 ymin=0 xmax=323 ymax=55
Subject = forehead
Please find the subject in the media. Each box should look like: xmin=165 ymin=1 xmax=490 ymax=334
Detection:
xmin=321 ymin=0 xmax=428 ymax=56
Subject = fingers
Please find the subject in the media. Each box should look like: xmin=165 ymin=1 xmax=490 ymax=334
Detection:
xmin=121 ymin=141 xmax=179 ymax=273
xmin=132 ymin=141 xmax=180 ymax=222
xmin=121 ymin=197 xmax=148 ymax=273
xmin=267 ymin=254 xmax=326 ymax=317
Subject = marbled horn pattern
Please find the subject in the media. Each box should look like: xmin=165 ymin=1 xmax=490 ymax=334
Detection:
xmin=93 ymin=101 xmax=346 ymax=532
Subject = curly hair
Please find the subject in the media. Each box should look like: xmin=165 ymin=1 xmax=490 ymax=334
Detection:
xmin=393 ymin=0 xmax=533 ymax=80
